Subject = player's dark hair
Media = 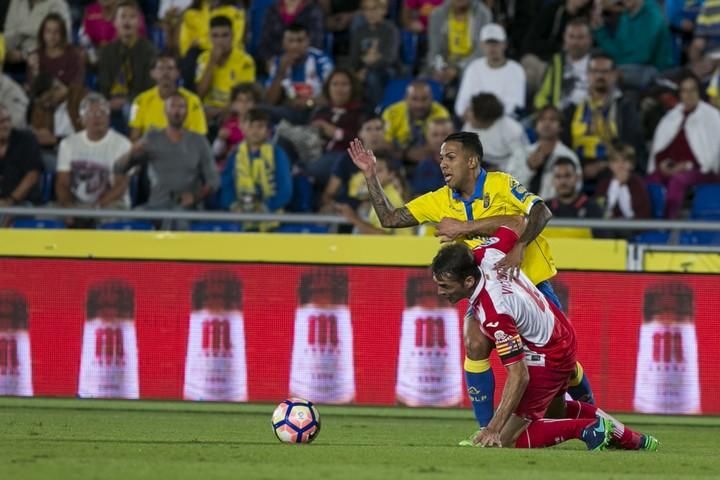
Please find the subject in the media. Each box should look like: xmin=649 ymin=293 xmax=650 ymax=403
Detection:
xmin=443 ymin=132 xmax=484 ymax=162
xmin=210 ymin=15 xmax=233 ymax=30
xmin=244 ymin=108 xmax=271 ymax=126
xmin=286 ymin=22 xmax=309 ymax=35
xmin=553 ymin=156 xmax=577 ymax=171
xmin=471 ymin=93 xmax=504 ymax=124
xmin=431 ymin=243 xmax=480 ymax=283
xmin=231 ymin=82 xmax=263 ymax=103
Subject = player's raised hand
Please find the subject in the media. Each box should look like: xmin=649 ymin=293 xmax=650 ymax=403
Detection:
xmin=495 ymin=243 xmax=525 ymax=279
xmin=347 ymin=138 xmax=377 ymax=177
xmin=435 ymin=218 xmax=469 ymax=243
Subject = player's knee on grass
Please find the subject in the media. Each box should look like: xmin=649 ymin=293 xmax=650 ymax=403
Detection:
xmin=500 ymin=415 xmax=531 ymax=448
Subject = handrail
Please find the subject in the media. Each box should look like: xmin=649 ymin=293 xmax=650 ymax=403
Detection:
xmin=0 ymin=206 xmax=719 ymax=231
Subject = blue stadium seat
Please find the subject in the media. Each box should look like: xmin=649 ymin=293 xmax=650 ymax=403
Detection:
xmin=691 ymin=184 xmax=720 ymax=220
xmin=276 ymin=224 xmax=330 ymax=234
xmin=647 ymin=183 xmax=666 ymax=219
xmin=11 ymin=219 xmax=65 ymax=229
xmin=379 ymin=77 xmax=444 ymax=111
xmin=632 ymin=231 xmax=670 ymax=244
xmin=248 ymin=0 xmax=276 ymax=56
xmin=679 ymin=231 xmax=720 ymax=246
xmin=400 ymin=31 xmax=421 ymax=66
xmin=190 ymin=222 xmax=242 ymax=232
xmin=288 ymin=173 xmax=314 ymax=213
xmin=99 ymin=221 xmax=155 ymax=231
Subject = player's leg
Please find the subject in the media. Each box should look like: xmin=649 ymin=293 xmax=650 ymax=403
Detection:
xmin=462 ymin=310 xmax=495 ymax=428
xmin=565 ymin=400 xmax=659 ymax=451
xmin=514 ymin=416 xmax=613 ymax=450
xmin=536 ymin=280 xmax=596 ymax=404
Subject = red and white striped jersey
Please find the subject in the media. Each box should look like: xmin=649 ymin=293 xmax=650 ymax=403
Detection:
xmin=469 ymin=227 xmax=576 ymax=371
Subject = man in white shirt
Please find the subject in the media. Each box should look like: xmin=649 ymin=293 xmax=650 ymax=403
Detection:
xmin=455 ymin=23 xmax=526 ymax=118
xmin=55 ymin=93 xmax=132 ymax=213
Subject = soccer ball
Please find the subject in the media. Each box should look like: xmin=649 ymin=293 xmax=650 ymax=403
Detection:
xmin=271 ymin=398 xmax=321 ymax=444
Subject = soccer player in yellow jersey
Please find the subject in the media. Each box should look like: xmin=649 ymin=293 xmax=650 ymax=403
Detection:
xmin=129 ymin=53 xmax=207 ymax=141
xmin=347 ymin=132 xmax=595 ymax=439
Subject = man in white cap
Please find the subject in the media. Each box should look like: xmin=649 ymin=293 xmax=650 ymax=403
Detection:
xmin=454 ymin=23 xmax=526 ymax=119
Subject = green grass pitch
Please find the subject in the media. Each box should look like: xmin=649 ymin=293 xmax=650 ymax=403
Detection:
xmin=1 ymin=397 xmax=718 ymax=480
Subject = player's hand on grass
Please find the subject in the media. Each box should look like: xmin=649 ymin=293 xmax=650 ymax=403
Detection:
xmin=347 ymin=138 xmax=377 ymax=178
xmin=434 ymin=218 xmax=468 ymax=243
xmin=495 ymin=243 xmax=525 ymax=279
xmin=474 ymin=428 xmax=502 ymax=448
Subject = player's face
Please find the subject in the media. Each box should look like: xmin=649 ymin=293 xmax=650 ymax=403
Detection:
xmin=433 ymin=273 xmax=474 ymax=304
xmin=439 ymin=141 xmax=473 ymax=190
xmin=210 ymin=26 xmax=233 ymax=53
xmin=552 ymin=164 xmax=578 ymax=197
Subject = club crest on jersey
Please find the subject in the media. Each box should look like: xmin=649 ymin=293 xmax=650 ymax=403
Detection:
xmin=479 ymin=237 xmax=500 ymax=247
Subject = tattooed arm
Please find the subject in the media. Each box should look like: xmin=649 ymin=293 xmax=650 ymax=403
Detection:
xmin=347 ymin=138 xmax=419 ymax=228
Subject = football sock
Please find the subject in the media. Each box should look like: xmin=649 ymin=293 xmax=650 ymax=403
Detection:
xmin=515 ymin=419 xmax=595 ymax=448
xmin=565 ymin=400 xmax=643 ymax=450
xmin=464 ymin=357 xmax=494 ymax=427
xmin=567 ymin=361 xmax=595 ymax=404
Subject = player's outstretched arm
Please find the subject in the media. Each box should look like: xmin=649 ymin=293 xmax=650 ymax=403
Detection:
xmin=476 ymin=360 xmax=529 ymax=447
xmin=435 ymin=216 xmax=526 ymax=242
xmin=347 ymin=138 xmax=419 ymax=228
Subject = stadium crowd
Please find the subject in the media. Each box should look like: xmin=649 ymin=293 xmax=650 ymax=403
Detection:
xmin=1 ymin=0 xmax=719 ymax=235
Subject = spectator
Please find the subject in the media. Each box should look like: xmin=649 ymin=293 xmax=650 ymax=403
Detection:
xmin=129 ymin=53 xmax=207 ymax=141
xmin=212 ymin=82 xmax=263 ymax=162
xmin=3 ymin=0 xmax=71 ymax=65
xmin=320 ymin=115 xmax=390 ymax=211
xmin=98 ymin=0 xmax=157 ymax=130
xmin=462 ymin=93 xmax=528 ymax=172
xmin=117 ymin=93 xmax=220 ymax=213
xmin=258 ymin=0 xmax=325 ymax=68
xmin=178 ymin=0 xmax=246 ymax=57
xmin=546 ymin=156 xmax=603 ymax=218
xmin=336 ymin=152 xmax=413 ymax=235
xmin=689 ymin=1 xmax=720 ymax=62
xmin=592 ymin=0 xmax=673 ymax=89
xmin=27 ymin=13 xmax=85 ymax=88
xmin=0 ymin=103 xmax=43 ymax=207
xmin=158 ymin=0 xmax=193 ymax=53
xmin=0 ymin=70 xmax=29 ymax=128
xmin=521 ymin=0 xmax=593 ymax=89
xmin=383 ymin=80 xmax=450 ymax=165
xmin=319 ymin=0 xmax=360 ymax=34
xmin=455 ymin=23 xmax=526 ymax=118
xmin=28 ymin=73 xmax=85 ymax=154
xmin=265 ymin=23 xmax=333 ymax=125
xmin=648 ymin=72 xmax=720 ymax=218
xmin=80 ymin=0 xmax=148 ymax=62
xmin=411 ymin=117 xmax=453 ymax=196
xmin=0 ymin=33 xmax=5 ymax=64
xmin=425 ymin=0 xmax=492 ymax=95
xmin=350 ymin=0 xmax=399 ymax=107
xmin=311 ymin=68 xmax=366 ymax=155
xmin=55 ymin=93 xmax=132 ymax=216
xmin=595 ymin=143 xmax=651 ymax=219
xmin=666 ymin=0 xmax=702 ymax=63
xmin=402 ymin=0 xmax=443 ymax=34
xmin=509 ymin=105 xmax=581 ymax=200
xmin=533 ymin=19 xmax=592 ymax=111
xmin=195 ymin=15 xmax=256 ymax=122
xmin=564 ymin=52 xmax=645 ymax=189
xmin=219 ymin=108 xmax=292 ymax=231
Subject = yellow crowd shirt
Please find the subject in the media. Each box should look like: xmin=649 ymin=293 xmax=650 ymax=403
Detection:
xmin=405 ymin=170 xmax=557 ymax=284
xmin=447 ymin=13 xmax=472 ymax=60
xmin=179 ymin=4 xmax=246 ymax=56
xmin=382 ymin=100 xmax=450 ymax=149
xmin=129 ymin=87 xmax=208 ymax=135
xmin=0 ymin=34 xmax=5 ymax=64
xmin=348 ymin=172 xmax=414 ymax=236
xmin=195 ymin=48 xmax=256 ymax=108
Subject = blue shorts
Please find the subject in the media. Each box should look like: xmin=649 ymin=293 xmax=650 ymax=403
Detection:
xmin=536 ymin=280 xmax=562 ymax=310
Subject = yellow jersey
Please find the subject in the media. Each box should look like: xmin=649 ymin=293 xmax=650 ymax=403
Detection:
xmin=195 ymin=48 xmax=256 ymax=108
xmin=405 ymin=170 xmax=556 ymax=284
xmin=382 ymin=100 xmax=450 ymax=149
xmin=0 ymin=34 xmax=5 ymax=65
xmin=129 ymin=87 xmax=208 ymax=135
xmin=179 ymin=4 xmax=246 ymax=56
